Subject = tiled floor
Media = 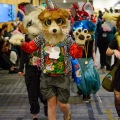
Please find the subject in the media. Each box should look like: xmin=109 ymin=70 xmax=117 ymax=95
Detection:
xmin=0 ymin=50 xmax=118 ymax=120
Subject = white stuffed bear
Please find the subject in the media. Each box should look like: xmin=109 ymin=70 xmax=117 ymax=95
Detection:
xmin=9 ymin=33 xmax=25 ymax=46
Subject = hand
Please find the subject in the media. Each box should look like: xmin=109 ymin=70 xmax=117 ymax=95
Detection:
xmin=114 ymin=50 xmax=120 ymax=60
xmin=18 ymin=72 xmax=24 ymax=76
xmin=94 ymin=62 xmax=98 ymax=67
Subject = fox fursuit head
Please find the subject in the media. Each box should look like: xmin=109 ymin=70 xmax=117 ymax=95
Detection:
xmin=38 ymin=8 xmax=70 ymax=46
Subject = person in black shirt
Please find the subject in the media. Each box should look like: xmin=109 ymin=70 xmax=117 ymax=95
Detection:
xmin=18 ymin=35 xmax=48 ymax=120
xmin=106 ymin=15 xmax=120 ymax=120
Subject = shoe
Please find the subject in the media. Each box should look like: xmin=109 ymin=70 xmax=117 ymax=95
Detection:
xmin=44 ymin=105 xmax=48 ymax=116
xmin=106 ymin=66 xmax=111 ymax=71
xmin=87 ymin=95 xmax=91 ymax=100
xmin=100 ymin=66 xmax=105 ymax=69
xmin=33 ymin=118 xmax=38 ymax=120
xmin=82 ymin=95 xmax=90 ymax=103
xmin=83 ymin=98 xmax=89 ymax=103
xmin=9 ymin=70 xmax=18 ymax=74
xmin=77 ymin=91 xmax=82 ymax=96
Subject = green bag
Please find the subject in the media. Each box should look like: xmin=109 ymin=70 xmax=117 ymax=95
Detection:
xmin=102 ymin=61 xmax=120 ymax=92
xmin=77 ymin=58 xmax=101 ymax=96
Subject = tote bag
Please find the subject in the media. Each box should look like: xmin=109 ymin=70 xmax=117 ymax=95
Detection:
xmin=77 ymin=58 xmax=101 ymax=96
xmin=102 ymin=61 xmax=120 ymax=92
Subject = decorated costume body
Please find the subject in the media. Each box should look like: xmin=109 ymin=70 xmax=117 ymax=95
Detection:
xmin=69 ymin=2 xmax=101 ymax=101
xmin=10 ymin=1 xmax=83 ymax=120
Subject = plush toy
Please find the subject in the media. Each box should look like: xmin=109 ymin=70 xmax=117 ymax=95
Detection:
xmin=73 ymin=28 xmax=91 ymax=45
xmin=103 ymin=12 xmax=120 ymax=27
xmin=70 ymin=2 xmax=97 ymax=24
xmin=101 ymin=21 xmax=113 ymax=32
xmin=17 ymin=2 xmax=36 ymax=21
xmin=69 ymin=20 xmax=96 ymax=58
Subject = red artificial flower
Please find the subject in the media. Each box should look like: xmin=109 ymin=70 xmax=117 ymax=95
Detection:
xmin=69 ymin=43 xmax=83 ymax=58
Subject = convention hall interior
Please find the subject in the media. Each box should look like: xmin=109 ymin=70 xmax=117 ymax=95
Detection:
xmin=0 ymin=0 xmax=120 ymax=120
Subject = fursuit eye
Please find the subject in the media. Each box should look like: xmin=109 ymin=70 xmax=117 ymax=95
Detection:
xmin=45 ymin=20 xmax=51 ymax=26
xmin=78 ymin=29 xmax=81 ymax=32
xmin=84 ymin=29 xmax=88 ymax=33
xmin=27 ymin=20 xmax=33 ymax=27
xmin=76 ymin=32 xmax=78 ymax=35
xmin=56 ymin=18 xmax=63 ymax=25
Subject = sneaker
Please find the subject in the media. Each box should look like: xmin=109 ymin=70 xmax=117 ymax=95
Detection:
xmin=77 ymin=91 xmax=82 ymax=96
xmin=87 ymin=95 xmax=91 ymax=100
xmin=100 ymin=66 xmax=105 ymax=69
xmin=9 ymin=70 xmax=18 ymax=74
xmin=83 ymin=98 xmax=89 ymax=103
xmin=82 ymin=95 xmax=90 ymax=103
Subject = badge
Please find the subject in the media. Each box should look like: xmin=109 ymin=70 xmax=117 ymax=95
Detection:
xmin=49 ymin=46 xmax=60 ymax=59
xmin=102 ymin=33 xmax=107 ymax=37
xmin=75 ymin=70 xmax=81 ymax=77
xmin=85 ymin=61 xmax=88 ymax=64
xmin=61 ymin=25 xmax=69 ymax=35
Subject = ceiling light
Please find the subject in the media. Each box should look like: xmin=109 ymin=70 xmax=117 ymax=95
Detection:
xmin=63 ymin=0 xmax=66 ymax=3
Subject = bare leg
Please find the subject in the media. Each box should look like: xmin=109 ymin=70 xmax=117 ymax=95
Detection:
xmin=48 ymin=96 xmax=57 ymax=120
xmin=114 ymin=90 xmax=120 ymax=117
xmin=57 ymin=100 xmax=70 ymax=120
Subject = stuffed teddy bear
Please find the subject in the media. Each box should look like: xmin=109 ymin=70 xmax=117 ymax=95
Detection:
xmin=69 ymin=19 xmax=96 ymax=58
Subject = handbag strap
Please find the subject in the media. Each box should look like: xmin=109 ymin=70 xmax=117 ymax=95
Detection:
xmin=111 ymin=60 xmax=120 ymax=73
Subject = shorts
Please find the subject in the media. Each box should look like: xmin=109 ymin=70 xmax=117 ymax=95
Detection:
xmin=40 ymin=73 xmax=70 ymax=103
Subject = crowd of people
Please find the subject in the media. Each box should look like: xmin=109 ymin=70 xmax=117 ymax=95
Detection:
xmin=0 ymin=1 xmax=120 ymax=120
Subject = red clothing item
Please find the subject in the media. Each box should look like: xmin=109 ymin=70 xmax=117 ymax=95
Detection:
xmin=21 ymin=40 xmax=38 ymax=53
xmin=69 ymin=43 xmax=83 ymax=58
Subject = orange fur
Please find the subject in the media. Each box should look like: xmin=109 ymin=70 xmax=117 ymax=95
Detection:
xmin=38 ymin=8 xmax=70 ymax=21
xmin=37 ymin=8 xmax=70 ymax=46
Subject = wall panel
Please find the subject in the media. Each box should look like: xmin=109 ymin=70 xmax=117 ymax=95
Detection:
xmin=0 ymin=0 xmax=39 ymax=31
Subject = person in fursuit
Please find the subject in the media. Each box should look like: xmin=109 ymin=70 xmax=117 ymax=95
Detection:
xmin=106 ymin=15 xmax=120 ymax=120
xmin=11 ymin=3 xmax=48 ymax=120
xmin=9 ymin=0 xmax=84 ymax=120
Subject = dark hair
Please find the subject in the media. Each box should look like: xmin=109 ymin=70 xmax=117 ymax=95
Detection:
xmin=2 ymin=23 xmax=8 ymax=29
xmin=0 ymin=39 xmax=5 ymax=51
xmin=116 ymin=15 xmax=120 ymax=28
xmin=0 ymin=28 xmax=3 ymax=33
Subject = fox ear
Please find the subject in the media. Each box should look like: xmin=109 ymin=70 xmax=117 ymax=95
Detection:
xmin=58 ymin=9 xmax=70 ymax=18
xmin=38 ymin=9 xmax=51 ymax=20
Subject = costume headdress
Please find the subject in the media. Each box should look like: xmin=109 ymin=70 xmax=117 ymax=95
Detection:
xmin=45 ymin=0 xmax=58 ymax=10
xmin=17 ymin=2 xmax=36 ymax=21
xmin=70 ymin=2 xmax=97 ymax=23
